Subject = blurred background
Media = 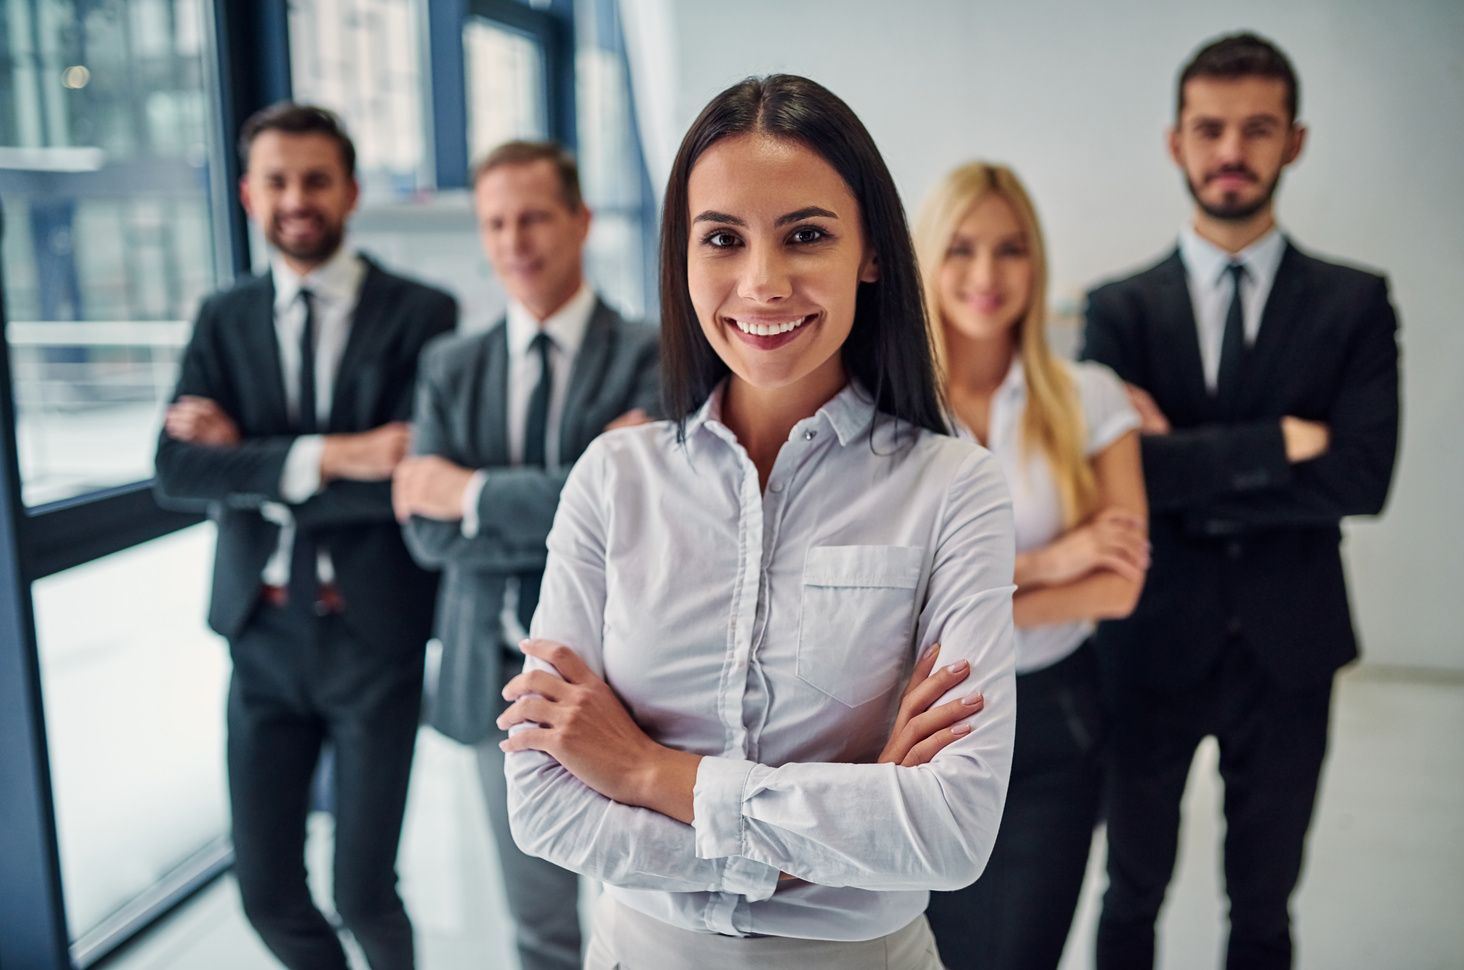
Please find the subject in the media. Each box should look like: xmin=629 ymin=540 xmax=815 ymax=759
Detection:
xmin=0 ymin=1 xmax=1457 ymax=969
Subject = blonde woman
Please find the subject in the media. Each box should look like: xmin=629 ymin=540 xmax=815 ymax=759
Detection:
xmin=914 ymin=163 xmax=1148 ymax=970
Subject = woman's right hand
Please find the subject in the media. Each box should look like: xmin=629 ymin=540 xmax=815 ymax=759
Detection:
xmin=876 ymin=644 xmax=985 ymax=768
xmin=1017 ymin=506 xmax=1148 ymax=589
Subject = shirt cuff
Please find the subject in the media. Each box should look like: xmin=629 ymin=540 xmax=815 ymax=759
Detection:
xmin=280 ymin=435 xmax=325 ymax=503
xmin=693 ymin=756 xmax=755 ymax=860
xmin=720 ymin=855 xmax=780 ymax=902
xmin=460 ymin=469 xmax=488 ymax=538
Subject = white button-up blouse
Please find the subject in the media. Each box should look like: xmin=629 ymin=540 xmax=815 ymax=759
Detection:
xmin=956 ymin=356 xmax=1139 ymax=674
xmin=506 ymin=380 xmax=1017 ymax=941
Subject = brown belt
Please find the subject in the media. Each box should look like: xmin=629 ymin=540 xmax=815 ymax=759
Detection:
xmin=260 ymin=582 xmax=346 ymax=615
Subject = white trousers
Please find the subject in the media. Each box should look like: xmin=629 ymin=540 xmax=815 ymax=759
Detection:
xmin=584 ymin=894 xmax=946 ymax=970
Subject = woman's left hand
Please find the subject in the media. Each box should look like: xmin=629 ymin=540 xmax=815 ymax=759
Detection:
xmin=499 ymin=639 xmax=701 ymax=823
xmin=877 ymin=644 xmax=985 ymax=767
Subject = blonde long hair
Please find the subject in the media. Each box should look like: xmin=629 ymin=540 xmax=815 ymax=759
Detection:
xmin=914 ymin=162 xmax=1097 ymax=526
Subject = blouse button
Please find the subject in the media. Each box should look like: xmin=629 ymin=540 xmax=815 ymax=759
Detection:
xmin=769 ymin=480 xmax=784 ymax=493
xmin=803 ymin=429 xmax=817 ymax=441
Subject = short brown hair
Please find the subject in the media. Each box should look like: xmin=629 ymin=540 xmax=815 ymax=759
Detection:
xmin=1178 ymin=32 xmax=1300 ymax=123
xmin=471 ymin=140 xmax=583 ymax=211
xmin=239 ymin=102 xmax=356 ymax=176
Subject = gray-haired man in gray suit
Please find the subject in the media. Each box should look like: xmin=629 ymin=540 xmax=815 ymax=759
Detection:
xmin=392 ymin=141 xmax=659 ymax=970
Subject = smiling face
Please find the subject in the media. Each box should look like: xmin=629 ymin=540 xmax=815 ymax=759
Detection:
xmin=241 ymin=130 xmax=359 ymax=271
xmin=1169 ymin=75 xmax=1305 ymax=223
xmin=475 ymin=158 xmax=591 ymax=321
xmin=937 ymin=193 xmax=1033 ymax=347
xmin=686 ymin=133 xmax=878 ymax=407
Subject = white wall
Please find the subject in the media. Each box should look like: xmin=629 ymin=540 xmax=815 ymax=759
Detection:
xmin=662 ymin=0 xmax=1464 ymax=671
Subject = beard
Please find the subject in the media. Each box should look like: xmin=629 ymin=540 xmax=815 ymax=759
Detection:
xmin=265 ymin=209 xmax=345 ymax=264
xmin=1186 ymin=165 xmax=1282 ymax=222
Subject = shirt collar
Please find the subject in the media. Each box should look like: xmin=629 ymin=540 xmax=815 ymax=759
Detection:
xmin=271 ymin=248 xmax=365 ymax=311
xmin=506 ymin=284 xmax=597 ymax=359
xmin=1177 ymin=222 xmax=1286 ymax=289
xmin=687 ymin=378 xmax=877 ymax=449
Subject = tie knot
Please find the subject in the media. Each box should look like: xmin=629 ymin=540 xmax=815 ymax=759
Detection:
xmin=1226 ymin=261 xmax=1247 ymax=288
xmin=530 ymin=330 xmax=553 ymax=358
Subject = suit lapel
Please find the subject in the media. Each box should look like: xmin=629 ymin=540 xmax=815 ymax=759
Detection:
xmin=483 ymin=322 xmax=511 ymax=466
xmin=242 ymin=276 xmax=291 ymax=429
xmin=1153 ymin=251 xmax=1212 ymax=417
xmin=559 ymin=300 xmax=614 ymax=460
xmin=1238 ymin=242 xmax=1308 ymax=415
xmin=331 ymin=259 xmax=392 ymax=431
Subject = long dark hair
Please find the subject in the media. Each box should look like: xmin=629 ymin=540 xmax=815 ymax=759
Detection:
xmin=660 ymin=74 xmax=947 ymax=438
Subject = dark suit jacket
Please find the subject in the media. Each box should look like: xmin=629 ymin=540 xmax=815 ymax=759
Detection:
xmin=1082 ymin=241 xmax=1399 ymax=691
xmin=404 ymin=299 xmax=659 ymax=743
xmin=155 ymin=256 xmax=457 ymax=654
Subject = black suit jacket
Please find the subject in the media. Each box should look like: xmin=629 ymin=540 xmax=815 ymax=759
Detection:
xmin=1082 ymin=241 xmax=1399 ymax=691
xmin=154 ymin=256 xmax=457 ymax=653
xmin=403 ymin=299 xmax=659 ymax=743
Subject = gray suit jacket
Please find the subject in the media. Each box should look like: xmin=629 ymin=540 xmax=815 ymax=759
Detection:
xmin=404 ymin=298 xmax=659 ymax=743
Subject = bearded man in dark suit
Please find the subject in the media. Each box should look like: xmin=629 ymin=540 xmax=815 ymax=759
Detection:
xmin=1081 ymin=33 xmax=1400 ymax=970
xmin=156 ymin=103 xmax=455 ymax=970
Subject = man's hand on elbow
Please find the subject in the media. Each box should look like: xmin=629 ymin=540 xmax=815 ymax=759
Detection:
xmin=320 ymin=421 xmax=410 ymax=483
xmin=391 ymin=453 xmax=474 ymax=523
xmin=1124 ymin=383 xmax=1171 ymax=435
xmin=164 ymin=396 xmax=241 ymax=447
xmin=1281 ymin=416 xmax=1330 ymax=463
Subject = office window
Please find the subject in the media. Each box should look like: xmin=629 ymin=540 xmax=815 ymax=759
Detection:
xmin=35 ymin=524 xmax=229 ymax=956
xmin=463 ymin=15 xmax=547 ymax=162
xmin=288 ymin=0 xmax=430 ymax=201
xmin=0 ymin=0 xmax=224 ymax=507
xmin=574 ymin=0 xmax=652 ymax=319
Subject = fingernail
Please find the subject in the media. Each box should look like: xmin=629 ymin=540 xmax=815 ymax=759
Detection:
xmin=951 ymin=723 xmax=972 ymax=736
xmin=961 ymin=690 xmax=984 ymax=707
xmin=945 ymin=660 xmax=969 ymax=675
xmin=921 ymin=643 xmax=940 ymax=661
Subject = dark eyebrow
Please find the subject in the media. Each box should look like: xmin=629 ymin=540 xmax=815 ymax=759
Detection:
xmin=776 ymin=206 xmax=838 ymax=226
xmin=692 ymin=210 xmax=745 ymax=226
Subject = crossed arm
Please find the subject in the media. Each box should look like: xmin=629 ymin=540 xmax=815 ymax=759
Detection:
xmin=501 ymin=448 xmax=1016 ymax=895
xmin=1082 ymin=278 xmax=1399 ymax=532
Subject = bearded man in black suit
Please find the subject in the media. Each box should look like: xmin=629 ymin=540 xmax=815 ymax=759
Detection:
xmin=156 ymin=104 xmax=455 ymax=970
xmin=1082 ymin=33 xmax=1400 ymax=970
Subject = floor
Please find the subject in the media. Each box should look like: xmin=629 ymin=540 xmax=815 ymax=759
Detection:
xmin=106 ymin=664 xmax=1464 ymax=970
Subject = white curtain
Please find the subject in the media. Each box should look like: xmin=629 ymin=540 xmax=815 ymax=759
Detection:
xmin=617 ymin=0 xmax=677 ymax=203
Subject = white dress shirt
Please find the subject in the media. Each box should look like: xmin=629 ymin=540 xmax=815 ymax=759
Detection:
xmin=459 ymin=284 xmax=596 ymax=537
xmin=260 ymin=248 xmax=367 ymax=585
xmin=954 ymin=356 xmax=1139 ymax=674
xmin=1177 ymin=223 xmax=1286 ymax=393
xmin=507 ymin=381 xmax=1017 ymax=941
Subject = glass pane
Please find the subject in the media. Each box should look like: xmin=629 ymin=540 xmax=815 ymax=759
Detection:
xmin=464 ymin=17 xmax=546 ymax=163
xmin=288 ymin=0 xmax=429 ymax=202
xmin=34 ymin=524 xmax=230 ymax=941
xmin=0 ymin=0 xmax=223 ymax=507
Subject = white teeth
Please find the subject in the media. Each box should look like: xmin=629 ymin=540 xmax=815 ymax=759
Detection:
xmin=733 ymin=316 xmax=808 ymax=336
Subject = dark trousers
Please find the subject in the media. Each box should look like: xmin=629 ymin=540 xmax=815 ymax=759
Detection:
xmin=228 ymin=598 xmax=424 ymax=970
xmin=927 ymin=641 xmax=1106 ymax=970
xmin=1095 ymin=639 xmax=1332 ymax=970
xmin=474 ymin=651 xmax=582 ymax=970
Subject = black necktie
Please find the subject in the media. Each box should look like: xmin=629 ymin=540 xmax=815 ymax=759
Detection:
xmin=298 ymin=288 xmax=318 ymax=434
xmin=1215 ymin=262 xmax=1247 ymax=407
xmin=523 ymin=331 xmax=553 ymax=467
xmin=517 ymin=332 xmax=554 ymax=633
xmin=291 ymin=288 xmax=319 ymax=608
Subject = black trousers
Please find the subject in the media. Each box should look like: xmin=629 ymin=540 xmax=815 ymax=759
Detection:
xmin=227 ymin=598 xmax=423 ymax=970
xmin=1095 ymin=639 xmax=1332 ymax=970
xmin=927 ymin=640 xmax=1106 ymax=970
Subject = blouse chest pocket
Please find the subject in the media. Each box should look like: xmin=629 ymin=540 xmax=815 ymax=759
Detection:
xmin=796 ymin=545 xmax=925 ymax=708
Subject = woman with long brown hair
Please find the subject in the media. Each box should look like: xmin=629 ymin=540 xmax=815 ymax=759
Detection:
xmin=495 ymin=77 xmax=1019 ymax=969
xmin=915 ymin=163 xmax=1148 ymax=970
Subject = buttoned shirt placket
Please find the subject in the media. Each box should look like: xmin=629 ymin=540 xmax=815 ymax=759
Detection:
xmin=696 ymin=410 xmax=830 ymax=935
